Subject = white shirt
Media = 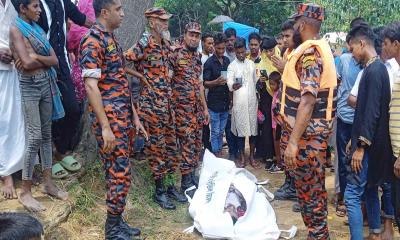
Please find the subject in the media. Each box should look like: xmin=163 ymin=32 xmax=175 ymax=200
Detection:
xmin=350 ymin=58 xmax=399 ymax=97
xmin=0 ymin=0 xmax=17 ymax=70
xmin=227 ymin=59 xmax=258 ymax=137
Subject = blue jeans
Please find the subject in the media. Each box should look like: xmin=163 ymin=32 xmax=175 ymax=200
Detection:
xmin=366 ymin=182 xmax=394 ymax=234
xmin=345 ymin=152 xmax=369 ymax=240
xmin=209 ymin=110 xmax=229 ymax=153
xmin=225 ymin=113 xmax=238 ymax=157
xmin=336 ymin=118 xmax=352 ymax=194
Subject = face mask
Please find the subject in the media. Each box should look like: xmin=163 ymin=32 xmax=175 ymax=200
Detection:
xmin=161 ymin=30 xmax=171 ymax=41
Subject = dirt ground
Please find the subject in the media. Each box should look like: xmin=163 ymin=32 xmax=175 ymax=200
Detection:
xmin=47 ymin=149 xmax=399 ymax=240
xmin=2 ymin=148 xmax=399 ymax=239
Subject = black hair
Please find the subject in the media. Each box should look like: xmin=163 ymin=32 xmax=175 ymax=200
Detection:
xmin=10 ymin=0 xmax=33 ymax=13
xmin=234 ymin=37 xmax=246 ymax=49
xmin=373 ymin=26 xmax=384 ymax=56
xmin=269 ymin=71 xmax=281 ymax=83
xmin=347 ymin=23 xmax=375 ymax=46
xmin=224 ymin=27 xmax=237 ymax=38
xmin=261 ymin=36 xmax=277 ymax=51
xmin=276 ymin=33 xmax=283 ymax=40
xmin=202 ymin=32 xmax=213 ymax=42
xmin=214 ymin=32 xmax=226 ymax=45
xmin=382 ymin=21 xmax=400 ymax=43
xmin=281 ymin=19 xmax=295 ymax=32
xmin=0 ymin=212 xmax=43 ymax=240
xmin=350 ymin=17 xmax=367 ymax=29
xmin=93 ymin=0 xmax=115 ymax=17
xmin=248 ymin=32 xmax=261 ymax=43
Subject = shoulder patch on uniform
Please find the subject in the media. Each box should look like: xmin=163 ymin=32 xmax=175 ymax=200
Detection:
xmin=139 ymin=33 xmax=151 ymax=47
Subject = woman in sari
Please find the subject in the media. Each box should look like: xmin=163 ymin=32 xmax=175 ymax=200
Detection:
xmin=10 ymin=0 xmax=68 ymax=212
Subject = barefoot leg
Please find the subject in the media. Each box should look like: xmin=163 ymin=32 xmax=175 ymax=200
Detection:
xmin=381 ymin=218 xmax=394 ymax=240
xmin=41 ymin=169 xmax=68 ymax=200
xmin=19 ymin=180 xmax=46 ymax=212
xmin=1 ymin=175 xmax=17 ymax=199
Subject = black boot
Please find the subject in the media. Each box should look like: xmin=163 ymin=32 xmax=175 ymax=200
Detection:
xmin=181 ymin=173 xmax=196 ymax=199
xmin=191 ymin=169 xmax=199 ymax=188
xmin=275 ymin=173 xmax=291 ymax=194
xmin=167 ymin=185 xmax=188 ymax=203
xmin=119 ymin=217 xmax=141 ymax=237
xmin=274 ymin=175 xmax=297 ymax=201
xmin=105 ymin=213 xmax=131 ymax=240
xmin=154 ymin=179 xmax=176 ymax=210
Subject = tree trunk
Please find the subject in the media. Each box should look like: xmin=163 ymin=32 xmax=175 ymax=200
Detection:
xmin=75 ymin=0 xmax=155 ymax=165
xmin=115 ymin=0 xmax=156 ymax=50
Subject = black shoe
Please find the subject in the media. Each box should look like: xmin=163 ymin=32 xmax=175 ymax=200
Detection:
xmin=191 ymin=170 xmax=199 ymax=188
xmin=154 ymin=179 xmax=176 ymax=210
xmin=264 ymin=159 xmax=274 ymax=171
xmin=292 ymin=203 xmax=301 ymax=212
xmin=167 ymin=185 xmax=188 ymax=203
xmin=105 ymin=214 xmax=131 ymax=240
xmin=119 ymin=217 xmax=141 ymax=237
xmin=274 ymin=177 xmax=297 ymax=201
xmin=275 ymin=175 xmax=290 ymax=194
xmin=181 ymin=173 xmax=196 ymax=199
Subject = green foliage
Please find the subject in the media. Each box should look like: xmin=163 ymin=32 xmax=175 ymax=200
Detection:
xmin=317 ymin=0 xmax=400 ymax=33
xmin=156 ymin=0 xmax=400 ymax=38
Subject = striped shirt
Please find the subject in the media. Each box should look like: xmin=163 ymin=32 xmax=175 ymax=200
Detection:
xmin=388 ymin=58 xmax=400 ymax=157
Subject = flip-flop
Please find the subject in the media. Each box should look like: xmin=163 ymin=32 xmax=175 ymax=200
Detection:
xmin=60 ymin=156 xmax=81 ymax=172
xmin=52 ymin=163 xmax=68 ymax=179
xmin=335 ymin=203 xmax=347 ymax=217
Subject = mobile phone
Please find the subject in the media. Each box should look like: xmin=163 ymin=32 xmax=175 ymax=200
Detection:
xmin=260 ymin=70 xmax=268 ymax=78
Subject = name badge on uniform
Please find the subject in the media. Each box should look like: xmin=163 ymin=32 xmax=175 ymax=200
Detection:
xmin=107 ymin=44 xmax=116 ymax=52
xmin=178 ymin=59 xmax=189 ymax=65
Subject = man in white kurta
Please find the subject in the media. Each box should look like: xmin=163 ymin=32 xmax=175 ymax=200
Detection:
xmin=227 ymin=37 xmax=260 ymax=169
xmin=0 ymin=0 xmax=25 ymax=199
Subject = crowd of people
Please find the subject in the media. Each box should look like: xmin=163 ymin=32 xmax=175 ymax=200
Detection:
xmin=1 ymin=0 xmax=400 ymax=239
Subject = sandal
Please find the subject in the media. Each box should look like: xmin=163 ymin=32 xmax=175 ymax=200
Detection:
xmin=52 ymin=163 xmax=69 ymax=179
xmin=250 ymin=159 xmax=262 ymax=169
xmin=60 ymin=156 xmax=81 ymax=172
xmin=335 ymin=203 xmax=347 ymax=217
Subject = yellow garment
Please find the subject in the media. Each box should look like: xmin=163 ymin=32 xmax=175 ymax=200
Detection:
xmin=255 ymin=47 xmax=281 ymax=96
xmin=280 ymin=39 xmax=337 ymax=120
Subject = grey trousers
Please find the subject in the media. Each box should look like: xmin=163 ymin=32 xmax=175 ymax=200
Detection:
xmin=19 ymin=71 xmax=53 ymax=180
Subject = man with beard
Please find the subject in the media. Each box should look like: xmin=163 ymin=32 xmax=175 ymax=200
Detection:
xmin=125 ymin=7 xmax=183 ymax=210
xmin=277 ymin=3 xmax=337 ymax=239
xmin=169 ymin=22 xmax=209 ymax=198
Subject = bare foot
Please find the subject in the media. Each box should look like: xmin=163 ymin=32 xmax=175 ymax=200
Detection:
xmin=19 ymin=191 xmax=46 ymax=212
xmin=381 ymin=219 xmax=394 ymax=240
xmin=366 ymin=234 xmax=382 ymax=240
xmin=42 ymin=181 xmax=68 ymax=201
xmin=1 ymin=176 xmax=17 ymax=199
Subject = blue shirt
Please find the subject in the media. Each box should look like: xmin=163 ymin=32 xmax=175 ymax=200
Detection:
xmin=336 ymin=53 xmax=361 ymax=124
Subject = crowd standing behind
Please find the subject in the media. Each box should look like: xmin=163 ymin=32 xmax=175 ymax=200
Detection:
xmin=0 ymin=0 xmax=400 ymax=239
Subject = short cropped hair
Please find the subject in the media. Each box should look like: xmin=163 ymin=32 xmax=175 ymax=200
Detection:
xmin=93 ymin=0 xmax=115 ymax=17
xmin=382 ymin=21 xmax=400 ymax=43
xmin=347 ymin=23 xmax=375 ymax=46
xmin=0 ymin=212 xmax=43 ymax=240
xmin=224 ymin=27 xmax=237 ymax=38
xmin=350 ymin=17 xmax=367 ymax=29
xmin=214 ymin=33 xmax=226 ymax=45
xmin=281 ymin=20 xmax=295 ymax=31
xmin=248 ymin=32 xmax=261 ymax=43
xmin=234 ymin=37 xmax=246 ymax=49
xmin=202 ymin=32 xmax=214 ymax=42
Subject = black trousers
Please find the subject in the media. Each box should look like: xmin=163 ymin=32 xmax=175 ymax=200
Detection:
xmin=52 ymin=73 xmax=83 ymax=154
xmin=202 ymin=123 xmax=211 ymax=152
xmin=255 ymin=91 xmax=274 ymax=159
